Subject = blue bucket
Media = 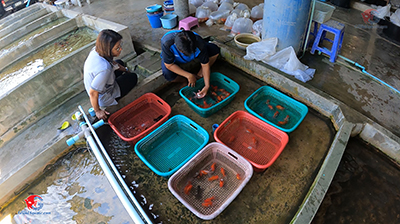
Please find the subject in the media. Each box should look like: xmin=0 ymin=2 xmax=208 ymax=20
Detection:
xmin=146 ymin=4 xmax=162 ymax=13
xmin=160 ymin=14 xmax=178 ymax=29
xmin=147 ymin=11 xmax=164 ymax=28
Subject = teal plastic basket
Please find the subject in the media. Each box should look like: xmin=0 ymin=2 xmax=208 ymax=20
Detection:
xmin=244 ymin=86 xmax=308 ymax=133
xmin=135 ymin=115 xmax=209 ymax=177
xmin=179 ymin=72 xmax=240 ymax=118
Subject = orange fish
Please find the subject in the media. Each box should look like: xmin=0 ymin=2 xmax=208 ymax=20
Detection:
xmin=219 ymin=179 xmax=224 ymax=187
xmin=273 ymin=111 xmax=279 ymax=118
xmin=221 ymin=167 xmax=226 ymax=177
xmin=245 ymin=128 xmax=254 ymax=134
xmin=276 ymin=105 xmax=285 ymax=110
xmin=199 ymin=170 xmax=209 ymax=177
xmin=202 ymin=200 xmax=212 ymax=207
xmin=211 ymin=91 xmax=218 ymax=96
xmin=228 ymin=136 xmax=235 ymax=143
xmin=184 ymin=181 xmax=193 ymax=195
xmin=211 ymin=85 xmax=218 ymax=91
xmin=202 ymin=196 xmax=215 ymax=207
xmin=208 ymin=175 xmax=219 ymax=181
xmin=236 ymin=173 xmax=241 ymax=180
xmin=204 ymin=196 xmax=215 ymax=202
xmin=278 ymin=120 xmax=287 ymax=125
xmin=252 ymin=137 xmax=258 ymax=145
xmin=268 ymin=105 xmax=274 ymax=110
xmin=211 ymin=163 xmax=216 ymax=172
xmin=266 ymin=99 xmax=270 ymax=105
xmin=278 ymin=115 xmax=290 ymax=126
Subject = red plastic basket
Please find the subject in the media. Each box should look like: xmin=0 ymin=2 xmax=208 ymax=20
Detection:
xmin=108 ymin=93 xmax=171 ymax=146
xmin=214 ymin=111 xmax=289 ymax=172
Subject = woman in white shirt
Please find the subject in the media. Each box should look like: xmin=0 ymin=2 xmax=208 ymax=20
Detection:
xmin=84 ymin=29 xmax=138 ymax=120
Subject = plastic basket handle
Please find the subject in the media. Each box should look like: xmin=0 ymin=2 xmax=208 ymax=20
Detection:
xmin=189 ymin=123 xmax=198 ymax=130
xmin=223 ymin=78 xmax=231 ymax=84
xmin=228 ymin=152 xmax=238 ymax=160
xmin=157 ymin=99 xmax=164 ymax=105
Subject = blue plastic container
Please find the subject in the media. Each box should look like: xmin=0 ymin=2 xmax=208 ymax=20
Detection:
xmin=263 ymin=0 xmax=312 ymax=53
xmin=147 ymin=11 xmax=164 ymax=28
xmin=244 ymin=86 xmax=308 ymax=133
xmin=146 ymin=4 xmax=162 ymax=13
xmin=160 ymin=14 xmax=178 ymax=29
xmin=180 ymin=72 xmax=240 ymax=118
xmin=135 ymin=115 xmax=209 ymax=177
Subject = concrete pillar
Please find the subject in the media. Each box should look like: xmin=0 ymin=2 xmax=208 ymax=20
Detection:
xmin=174 ymin=0 xmax=189 ymax=20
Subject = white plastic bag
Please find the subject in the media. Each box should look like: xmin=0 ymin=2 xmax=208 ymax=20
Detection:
xmin=220 ymin=0 xmax=234 ymax=4
xmin=196 ymin=6 xmax=212 ymax=22
xmin=210 ymin=10 xmax=230 ymax=23
xmin=224 ymin=13 xmax=238 ymax=28
xmin=242 ymin=9 xmax=251 ymax=18
xmin=262 ymin=46 xmax=315 ymax=82
xmin=231 ymin=8 xmax=242 ymax=17
xmin=263 ymin=47 xmax=307 ymax=72
xmin=390 ymin=9 xmax=400 ymax=27
xmin=372 ymin=4 xmax=391 ymax=19
xmin=201 ymin=1 xmax=218 ymax=11
xmin=235 ymin=3 xmax=249 ymax=11
xmin=218 ymin=2 xmax=233 ymax=12
xmin=190 ymin=0 xmax=204 ymax=8
xmin=252 ymin=19 xmax=263 ymax=37
xmin=243 ymin=37 xmax=277 ymax=61
xmin=251 ymin=5 xmax=263 ymax=20
xmin=231 ymin=17 xmax=253 ymax=34
xmin=205 ymin=0 xmax=219 ymax=4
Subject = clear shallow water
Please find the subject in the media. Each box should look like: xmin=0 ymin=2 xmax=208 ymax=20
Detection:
xmin=0 ymin=148 xmax=133 ymax=224
xmin=0 ymin=17 xmax=69 ymax=58
xmin=0 ymin=27 xmax=97 ymax=97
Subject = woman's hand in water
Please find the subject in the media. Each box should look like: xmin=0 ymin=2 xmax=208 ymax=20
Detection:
xmin=197 ymin=86 xmax=209 ymax=99
xmin=95 ymin=109 xmax=110 ymax=120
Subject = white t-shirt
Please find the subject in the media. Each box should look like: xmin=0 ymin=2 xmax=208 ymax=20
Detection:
xmin=83 ymin=48 xmax=121 ymax=107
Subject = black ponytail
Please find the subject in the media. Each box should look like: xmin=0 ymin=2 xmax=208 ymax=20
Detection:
xmin=175 ymin=31 xmax=196 ymax=56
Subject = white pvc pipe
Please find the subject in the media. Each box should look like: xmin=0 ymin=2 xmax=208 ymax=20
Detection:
xmin=79 ymin=106 xmax=152 ymax=224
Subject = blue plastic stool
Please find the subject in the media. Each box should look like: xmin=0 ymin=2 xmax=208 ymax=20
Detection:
xmin=310 ymin=20 xmax=345 ymax=63
xmin=307 ymin=20 xmax=320 ymax=48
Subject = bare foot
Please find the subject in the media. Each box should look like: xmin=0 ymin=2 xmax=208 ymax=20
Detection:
xmin=172 ymin=76 xmax=188 ymax=88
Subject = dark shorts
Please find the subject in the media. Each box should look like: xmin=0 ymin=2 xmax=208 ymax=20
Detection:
xmin=114 ymin=60 xmax=138 ymax=101
xmin=161 ymin=42 xmax=220 ymax=81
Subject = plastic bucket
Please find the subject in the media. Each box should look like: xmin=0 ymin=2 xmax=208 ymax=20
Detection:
xmin=146 ymin=4 xmax=162 ymax=13
xmin=160 ymin=14 xmax=178 ymax=29
xmin=147 ymin=11 xmax=164 ymax=28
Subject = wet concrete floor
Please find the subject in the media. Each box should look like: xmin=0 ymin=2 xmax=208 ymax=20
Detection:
xmin=94 ymin=60 xmax=335 ymax=223
xmin=69 ymin=0 xmax=400 ymax=138
xmin=313 ymin=137 xmax=400 ymax=224
xmin=302 ymin=5 xmax=400 ymax=137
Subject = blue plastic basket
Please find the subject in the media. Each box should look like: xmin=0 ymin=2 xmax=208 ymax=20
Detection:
xmin=244 ymin=86 xmax=308 ymax=133
xmin=135 ymin=115 xmax=209 ymax=177
xmin=179 ymin=72 xmax=240 ymax=118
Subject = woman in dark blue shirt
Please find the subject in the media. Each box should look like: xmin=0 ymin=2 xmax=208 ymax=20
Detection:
xmin=161 ymin=30 xmax=220 ymax=98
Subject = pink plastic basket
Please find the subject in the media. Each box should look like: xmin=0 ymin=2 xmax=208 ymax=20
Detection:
xmin=168 ymin=142 xmax=253 ymax=220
